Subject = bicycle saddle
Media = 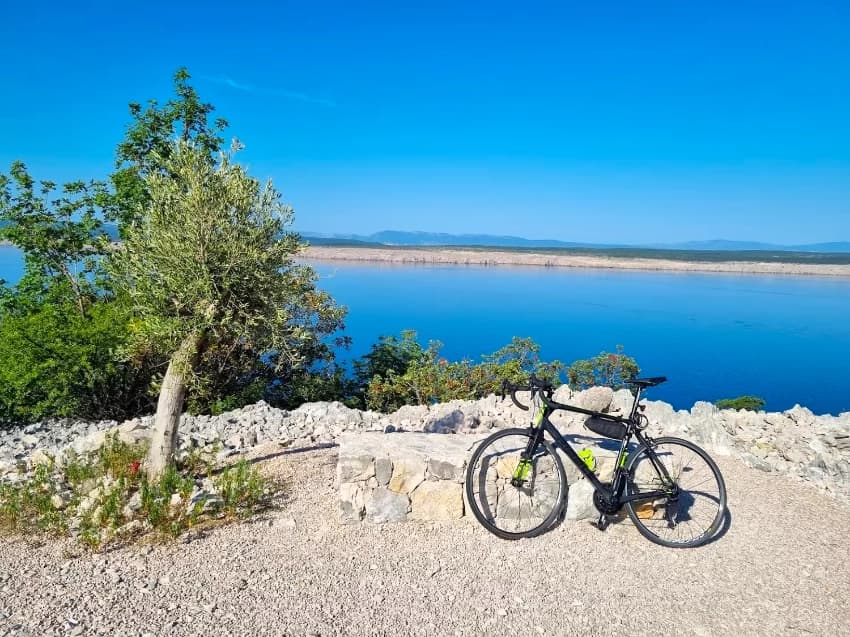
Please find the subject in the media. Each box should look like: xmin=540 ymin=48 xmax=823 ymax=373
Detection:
xmin=628 ymin=376 xmax=667 ymax=388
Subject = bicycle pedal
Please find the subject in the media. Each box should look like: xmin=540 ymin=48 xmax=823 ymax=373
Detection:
xmin=596 ymin=514 xmax=609 ymax=531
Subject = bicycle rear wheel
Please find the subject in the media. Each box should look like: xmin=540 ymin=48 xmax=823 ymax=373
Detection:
xmin=465 ymin=428 xmax=567 ymax=540
xmin=625 ymin=437 xmax=727 ymax=548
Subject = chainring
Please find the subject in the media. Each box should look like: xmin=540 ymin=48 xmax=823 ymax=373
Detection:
xmin=593 ymin=482 xmax=622 ymax=515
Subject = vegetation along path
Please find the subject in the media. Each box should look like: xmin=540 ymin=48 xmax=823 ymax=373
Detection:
xmin=1 ymin=443 xmax=848 ymax=636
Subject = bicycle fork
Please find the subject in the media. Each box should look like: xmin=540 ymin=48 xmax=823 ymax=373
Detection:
xmin=510 ymin=422 xmax=545 ymax=488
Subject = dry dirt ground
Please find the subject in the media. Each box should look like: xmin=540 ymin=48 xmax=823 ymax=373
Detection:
xmin=1 ymin=444 xmax=849 ymax=637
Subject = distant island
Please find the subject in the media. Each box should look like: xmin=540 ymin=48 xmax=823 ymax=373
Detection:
xmin=6 ymin=223 xmax=850 ymax=275
xmin=298 ymin=229 xmax=850 ymax=276
xmin=303 ymin=244 xmax=850 ymax=277
xmin=300 ymin=229 xmax=850 ymax=254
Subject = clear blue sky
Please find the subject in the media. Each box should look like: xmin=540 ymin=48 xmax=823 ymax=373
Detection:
xmin=1 ymin=1 xmax=848 ymax=244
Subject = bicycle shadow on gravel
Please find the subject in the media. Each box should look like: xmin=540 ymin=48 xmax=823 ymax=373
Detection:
xmin=544 ymin=496 xmax=732 ymax=546
xmin=546 ymin=434 xmax=733 ymax=546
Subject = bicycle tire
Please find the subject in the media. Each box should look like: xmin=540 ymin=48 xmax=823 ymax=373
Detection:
xmin=625 ymin=437 xmax=727 ymax=548
xmin=465 ymin=428 xmax=567 ymax=540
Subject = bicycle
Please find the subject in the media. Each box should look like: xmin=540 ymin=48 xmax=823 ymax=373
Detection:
xmin=464 ymin=375 xmax=727 ymax=548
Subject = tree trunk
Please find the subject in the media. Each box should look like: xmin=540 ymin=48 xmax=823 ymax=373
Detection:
xmin=146 ymin=333 xmax=202 ymax=479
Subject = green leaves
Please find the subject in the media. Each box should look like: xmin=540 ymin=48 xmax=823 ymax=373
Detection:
xmin=361 ymin=332 xmax=566 ymax=412
xmin=111 ymin=68 xmax=229 ymax=228
xmin=0 ymin=161 xmax=113 ymax=315
xmin=715 ymin=395 xmax=766 ymax=411
xmin=0 ymin=299 xmax=156 ymax=423
xmin=566 ymin=345 xmax=640 ymax=391
xmin=109 ymin=141 xmax=346 ymax=407
xmin=0 ymin=68 xmax=345 ymax=424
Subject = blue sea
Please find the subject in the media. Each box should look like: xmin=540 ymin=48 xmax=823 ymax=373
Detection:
xmin=2 ymin=245 xmax=849 ymax=415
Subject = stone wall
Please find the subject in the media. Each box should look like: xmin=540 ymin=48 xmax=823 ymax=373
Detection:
xmin=337 ymin=426 xmax=638 ymax=525
xmin=337 ymin=433 xmax=484 ymax=523
xmin=2 ymin=385 xmax=848 ymax=502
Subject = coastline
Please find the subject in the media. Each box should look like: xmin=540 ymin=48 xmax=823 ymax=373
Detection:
xmin=303 ymin=245 xmax=850 ymax=277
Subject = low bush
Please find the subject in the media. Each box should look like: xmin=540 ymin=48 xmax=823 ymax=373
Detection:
xmin=0 ymin=462 xmax=67 ymax=536
xmin=567 ymin=345 xmax=640 ymax=391
xmin=215 ymin=459 xmax=269 ymax=518
xmin=715 ymin=395 xmax=766 ymax=411
xmin=0 ymin=299 xmax=157 ymax=426
xmin=0 ymin=434 xmax=275 ymax=550
xmin=362 ymin=333 xmax=565 ymax=412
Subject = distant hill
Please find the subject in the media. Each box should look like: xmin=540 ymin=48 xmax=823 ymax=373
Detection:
xmin=302 ymin=230 xmax=626 ymax=249
xmin=4 ymin=220 xmax=848 ymax=254
xmin=656 ymin=239 xmax=850 ymax=253
xmin=299 ymin=230 xmax=850 ymax=254
xmin=365 ymin=230 xmax=624 ymax=249
xmin=303 ymin=236 xmax=384 ymax=247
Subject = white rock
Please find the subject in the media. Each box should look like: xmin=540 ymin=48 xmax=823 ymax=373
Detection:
xmin=565 ymin=479 xmax=597 ymax=521
xmin=28 ymin=448 xmax=54 ymax=468
xmin=339 ymin=482 xmax=365 ymax=523
xmin=388 ymin=457 xmax=426 ymax=494
xmin=365 ymin=488 xmax=408 ymax=523
xmin=336 ymin=454 xmax=375 ymax=483
xmin=410 ymin=481 xmax=463 ymax=520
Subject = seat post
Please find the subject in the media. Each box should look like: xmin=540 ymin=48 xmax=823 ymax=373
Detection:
xmin=629 ymin=385 xmax=643 ymax=420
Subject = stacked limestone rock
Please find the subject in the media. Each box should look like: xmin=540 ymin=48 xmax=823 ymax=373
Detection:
xmin=337 ymin=433 xmax=480 ymax=524
xmin=0 ymin=395 xmax=526 ymax=482
xmin=2 ymin=386 xmax=849 ymax=501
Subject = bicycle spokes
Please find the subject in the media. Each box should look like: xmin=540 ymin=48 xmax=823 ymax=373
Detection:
xmin=466 ymin=430 xmax=566 ymax=538
xmin=626 ymin=439 xmax=726 ymax=547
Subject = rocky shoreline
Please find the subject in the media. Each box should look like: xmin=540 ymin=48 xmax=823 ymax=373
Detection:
xmin=303 ymin=245 xmax=850 ymax=277
xmin=2 ymin=387 xmax=848 ymax=501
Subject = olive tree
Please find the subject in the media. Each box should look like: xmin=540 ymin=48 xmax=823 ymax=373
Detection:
xmin=110 ymin=141 xmax=345 ymax=477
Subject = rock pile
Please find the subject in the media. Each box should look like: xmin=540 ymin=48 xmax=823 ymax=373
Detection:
xmin=2 ymin=386 xmax=848 ymax=501
xmin=0 ymin=396 xmax=524 ymax=482
xmin=337 ymin=432 xmax=483 ymax=524
xmin=335 ymin=430 xmax=625 ymax=524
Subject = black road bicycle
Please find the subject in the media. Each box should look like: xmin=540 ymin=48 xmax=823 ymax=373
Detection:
xmin=465 ymin=375 xmax=727 ymax=548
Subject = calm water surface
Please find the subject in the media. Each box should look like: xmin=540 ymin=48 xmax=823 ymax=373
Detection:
xmin=2 ymin=245 xmax=848 ymax=414
xmin=312 ymin=260 xmax=850 ymax=415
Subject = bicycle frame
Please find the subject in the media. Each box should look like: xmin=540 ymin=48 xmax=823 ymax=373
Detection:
xmin=521 ymin=386 xmax=675 ymax=505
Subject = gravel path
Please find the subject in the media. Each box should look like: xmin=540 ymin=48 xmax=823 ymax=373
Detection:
xmin=1 ymin=445 xmax=849 ymax=636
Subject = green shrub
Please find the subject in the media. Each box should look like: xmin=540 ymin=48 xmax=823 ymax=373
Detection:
xmin=63 ymin=452 xmax=97 ymax=489
xmin=567 ymin=345 xmax=640 ymax=391
xmin=363 ymin=333 xmax=565 ymax=412
xmin=0 ymin=462 xmax=67 ymax=535
xmin=715 ymin=395 xmax=766 ymax=411
xmin=214 ymin=459 xmax=269 ymax=518
xmin=177 ymin=442 xmax=221 ymax=479
xmin=0 ymin=299 xmax=156 ymax=425
xmin=0 ymin=435 xmax=274 ymax=549
xmin=97 ymin=433 xmax=149 ymax=481
xmin=354 ymin=330 xmax=425 ymax=393
xmin=138 ymin=464 xmax=198 ymax=537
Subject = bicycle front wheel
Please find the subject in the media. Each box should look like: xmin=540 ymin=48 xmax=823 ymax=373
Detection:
xmin=465 ymin=428 xmax=567 ymax=540
xmin=625 ymin=437 xmax=727 ymax=548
